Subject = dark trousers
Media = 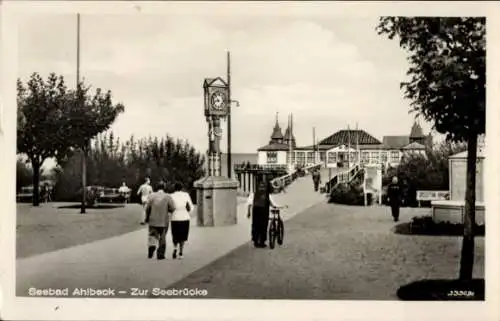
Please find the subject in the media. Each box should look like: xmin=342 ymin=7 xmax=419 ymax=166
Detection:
xmin=391 ymin=205 xmax=400 ymax=221
xmin=252 ymin=206 xmax=269 ymax=245
xmin=148 ymin=226 xmax=167 ymax=258
xmin=313 ymin=180 xmax=320 ymax=192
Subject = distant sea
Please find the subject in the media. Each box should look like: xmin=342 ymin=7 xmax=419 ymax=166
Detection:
xmin=218 ymin=153 xmax=258 ymax=178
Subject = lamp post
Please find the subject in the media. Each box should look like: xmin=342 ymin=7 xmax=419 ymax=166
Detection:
xmin=227 ymin=51 xmax=232 ymax=178
xmin=226 ymin=51 xmax=241 ymax=179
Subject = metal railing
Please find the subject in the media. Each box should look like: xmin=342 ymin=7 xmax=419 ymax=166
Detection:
xmin=234 ymin=163 xmax=289 ymax=173
xmin=270 ymin=163 xmax=322 ymax=193
xmin=324 ymin=164 xmax=361 ymax=193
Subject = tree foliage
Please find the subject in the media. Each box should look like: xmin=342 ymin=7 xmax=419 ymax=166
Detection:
xmin=383 ymin=141 xmax=468 ymax=190
xmin=382 ymin=142 xmax=467 ymax=206
xmin=16 ymin=158 xmax=33 ymax=192
xmin=53 ymin=132 xmax=206 ymax=204
xmin=17 ymin=72 xmax=124 ymax=206
xmin=377 ymin=17 xmax=485 ymax=141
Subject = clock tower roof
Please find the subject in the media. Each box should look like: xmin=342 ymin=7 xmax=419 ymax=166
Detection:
xmin=203 ymin=77 xmax=227 ymax=88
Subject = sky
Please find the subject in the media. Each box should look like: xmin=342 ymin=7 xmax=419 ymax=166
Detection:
xmin=16 ymin=11 xmax=437 ymax=165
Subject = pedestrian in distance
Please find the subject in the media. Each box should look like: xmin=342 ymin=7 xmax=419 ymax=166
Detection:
xmin=387 ymin=176 xmax=402 ymax=222
xmin=169 ymin=182 xmax=195 ymax=260
xmin=42 ymin=183 xmax=50 ymax=203
xmin=312 ymin=168 xmax=321 ymax=192
xmin=118 ymin=181 xmax=130 ymax=204
xmin=246 ymin=175 xmax=284 ymax=248
xmin=144 ymin=181 xmax=175 ymax=260
xmin=137 ymin=177 xmax=153 ymax=225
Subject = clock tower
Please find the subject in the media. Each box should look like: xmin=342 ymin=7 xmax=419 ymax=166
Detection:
xmin=202 ymin=77 xmax=229 ymax=176
xmin=194 ymin=76 xmax=238 ymax=227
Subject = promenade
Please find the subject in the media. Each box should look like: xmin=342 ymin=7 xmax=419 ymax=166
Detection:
xmin=16 ymin=166 xmax=484 ymax=300
xmin=172 ymin=203 xmax=485 ymax=300
xmin=16 ymin=169 xmax=333 ymax=296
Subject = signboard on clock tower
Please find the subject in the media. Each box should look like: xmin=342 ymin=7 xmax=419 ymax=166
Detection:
xmin=203 ymin=77 xmax=229 ymax=117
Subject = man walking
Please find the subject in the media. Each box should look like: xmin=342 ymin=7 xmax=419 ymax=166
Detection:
xmin=312 ymin=169 xmax=321 ymax=192
xmin=387 ymin=176 xmax=402 ymax=222
xmin=246 ymin=175 xmax=283 ymax=248
xmin=137 ymin=177 xmax=153 ymax=225
xmin=145 ymin=181 xmax=175 ymax=260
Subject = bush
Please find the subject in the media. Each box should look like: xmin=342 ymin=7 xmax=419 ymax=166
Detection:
xmin=382 ymin=141 xmax=467 ymax=207
xmin=328 ymin=169 xmax=371 ymax=206
xmin=394 ymin=215 xmax=485 ymax=236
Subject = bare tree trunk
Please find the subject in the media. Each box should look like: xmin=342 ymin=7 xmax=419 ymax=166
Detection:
xmin=80 ymin=146 xmax=87 ymax=214
xmin=459 ymin=133 xmax=477 ymax=280
xmin=32 ymin=159 xmax=41 ymax=207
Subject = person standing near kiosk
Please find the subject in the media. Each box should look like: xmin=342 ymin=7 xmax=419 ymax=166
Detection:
xmin=387 ymin=176 xmax=402 ymax=222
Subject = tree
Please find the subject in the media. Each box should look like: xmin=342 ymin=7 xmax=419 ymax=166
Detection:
xmin=377 ymin=17 xmax=485 ymax=281
xmin=17 ymin=73 xmax=125 ymax=208
xmin=64 ymin=82 xmax=125 ymax=213
xmin=53 ymin=131 xmax=206 ymax=203
xmin=17 ymin=73 xmax=72 ymax=206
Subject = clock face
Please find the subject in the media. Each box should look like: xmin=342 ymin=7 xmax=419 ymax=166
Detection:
xmin=210 ymin=91 xmax=226 ymax=110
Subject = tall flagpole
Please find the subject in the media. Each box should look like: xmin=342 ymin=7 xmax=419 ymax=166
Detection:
xmin=226 ymin=51 xmax=232 ymax=178
xmin=77 ymin=13 xmax=87 ymax=214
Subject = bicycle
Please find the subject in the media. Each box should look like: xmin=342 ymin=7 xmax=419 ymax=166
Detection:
xmin=268 ymin=206 xmax=286 ymax=249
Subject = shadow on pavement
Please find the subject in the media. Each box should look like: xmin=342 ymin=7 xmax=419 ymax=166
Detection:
xmin=57 ymin=204 xmax=126 ymax=210
xmin=397 ymin=278 xmax=485 ymax=300
xmin=393 ymin=222 xmax=485 ymax=237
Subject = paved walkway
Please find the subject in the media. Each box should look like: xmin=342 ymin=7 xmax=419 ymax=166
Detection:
xmin=16 ymin=170 xmax=334 ymax=296
xmin=172 ymin=203 xmax=485 ymax=300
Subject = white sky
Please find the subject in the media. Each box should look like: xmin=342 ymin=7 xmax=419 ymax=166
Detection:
xmin=17 ymin=12 xmax=436 ymax=160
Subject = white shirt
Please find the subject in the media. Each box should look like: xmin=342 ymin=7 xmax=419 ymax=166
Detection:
xmin=170 ymin=191 xmax=194 ymax=221
xmin=118 ymin=185 xmax=130 ymax=193
xmin=137 ymin=183 xmax=153 ymax=202
xmin=138 ymin=183 xmax=153 ymax=196
xmin=246 ymin=192 xmax=281 ymax=208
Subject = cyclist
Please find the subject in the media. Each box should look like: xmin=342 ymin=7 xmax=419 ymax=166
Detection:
xmin=246 ymin=175 xmax=286 ymax=248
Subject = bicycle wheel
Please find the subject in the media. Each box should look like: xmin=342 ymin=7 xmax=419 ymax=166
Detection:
xmin=277 ymin=219 xmax=285 ymax=245
xmin=268 ymin=220 xmax=276 ymax=249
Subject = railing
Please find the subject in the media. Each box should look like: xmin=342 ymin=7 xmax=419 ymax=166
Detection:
xmin=270 ymin=163 xmax=322 ymax=193
xmin=324 ymin=163 xmax=361 ymax=193
xmin=234 ymin=163 xmax=289 ymax=173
